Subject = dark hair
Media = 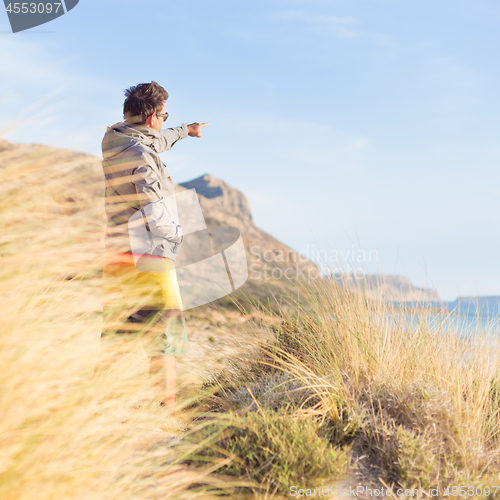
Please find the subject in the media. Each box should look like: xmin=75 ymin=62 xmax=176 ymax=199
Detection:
xmin=123 ymin=81 xmax=168 ymax=124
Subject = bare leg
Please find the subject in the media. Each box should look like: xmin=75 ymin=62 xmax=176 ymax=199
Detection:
xmin=150 ymin=355 xmax=177 ymax=411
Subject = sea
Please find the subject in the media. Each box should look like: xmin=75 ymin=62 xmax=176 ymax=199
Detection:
xmin=392 ymin=297 xmax=500 ymax=337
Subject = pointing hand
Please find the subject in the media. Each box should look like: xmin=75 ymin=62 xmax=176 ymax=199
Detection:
xmin=187 ymin=122 xmax=210 ymax=138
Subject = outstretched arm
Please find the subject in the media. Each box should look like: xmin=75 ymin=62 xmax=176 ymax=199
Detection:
xmin=155 ymin=123 xmax=189 ymax=153
xmin=154 ymin=122 xmax=210 ymax=152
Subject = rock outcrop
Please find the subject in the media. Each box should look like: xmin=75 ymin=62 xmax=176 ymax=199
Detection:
xmin=179 ymin=174 xmax=253 ymax=225
xmin=177 ymin=174 xmax=319 ymax=281
xmin=335 ymin=274 xmax=440 ymax=302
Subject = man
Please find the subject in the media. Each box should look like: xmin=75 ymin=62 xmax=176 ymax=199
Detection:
xmin=97 ymin=81 xmax=209 ymax=410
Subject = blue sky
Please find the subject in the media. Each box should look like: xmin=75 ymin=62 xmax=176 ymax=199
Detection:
xmin=1 ymin=0 xmax=500 ymax=300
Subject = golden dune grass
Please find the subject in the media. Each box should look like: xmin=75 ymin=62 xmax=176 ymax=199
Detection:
xmin=0 ymin=141 xmax=237 ymax=499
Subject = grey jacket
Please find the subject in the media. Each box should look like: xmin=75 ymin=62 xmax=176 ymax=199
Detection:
xmin=102 ymin=121 xmax=188 ymax=260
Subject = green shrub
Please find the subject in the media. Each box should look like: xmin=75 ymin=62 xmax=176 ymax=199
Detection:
xmin=188 ymin=411 xmax=350 ymax=495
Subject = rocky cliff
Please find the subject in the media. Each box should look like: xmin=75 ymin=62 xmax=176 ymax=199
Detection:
xmin=177 ymin=174 xmax=319 ymax=282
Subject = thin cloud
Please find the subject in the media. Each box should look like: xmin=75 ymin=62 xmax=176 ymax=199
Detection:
xmin=274 ymin=10 xmax=359 ymax=38
xmin=238 ymin=115 xmax=370 ymax=178
xmin=0 ymin=86 xmax=66 ymax=137
xmin=0 ymin=37 xmax=115 ymax=152
xmin=424 ymin=56 xmax=485 ymax=92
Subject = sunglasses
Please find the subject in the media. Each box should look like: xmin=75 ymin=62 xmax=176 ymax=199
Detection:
xmin=156 ymin=112 xmax=169 ymax=121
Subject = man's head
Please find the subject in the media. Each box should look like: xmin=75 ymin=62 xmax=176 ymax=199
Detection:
xmin=123 ymin=81 xmax=169 ymax=131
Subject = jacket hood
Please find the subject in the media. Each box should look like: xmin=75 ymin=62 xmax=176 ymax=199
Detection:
xmin=102 ymin=122 xmax=160 ymax=159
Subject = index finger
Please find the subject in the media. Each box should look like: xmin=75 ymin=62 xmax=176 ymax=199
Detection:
xmin=200 ymin=122 xmax=210 ymax=127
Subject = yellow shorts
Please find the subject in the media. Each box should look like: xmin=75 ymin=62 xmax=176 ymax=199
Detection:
xmin=101 ymin=252 xmax=188 ymax=356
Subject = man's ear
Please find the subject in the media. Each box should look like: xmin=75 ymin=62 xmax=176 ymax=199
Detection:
xmin=145 ymin=114 xmax=155 ymax=127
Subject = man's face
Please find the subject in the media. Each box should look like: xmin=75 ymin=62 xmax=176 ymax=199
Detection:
xmin=151 ymin=101 xmax=167 ymax=132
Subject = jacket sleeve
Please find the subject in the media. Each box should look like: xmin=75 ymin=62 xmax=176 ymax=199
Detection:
xmin=152 ymin=123 xmax=188 ymax=153
xmin=131 ymin=165 xmax=183 ymax=245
